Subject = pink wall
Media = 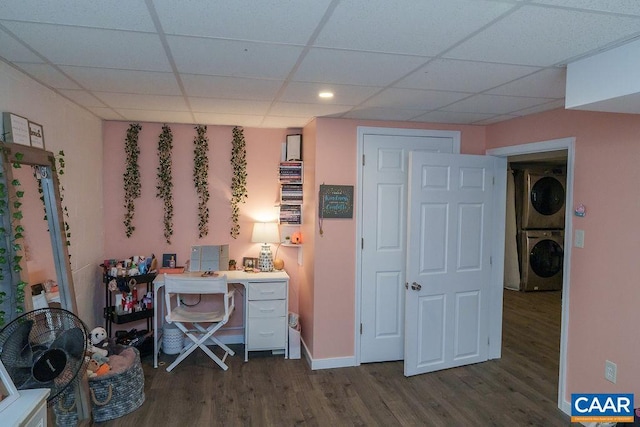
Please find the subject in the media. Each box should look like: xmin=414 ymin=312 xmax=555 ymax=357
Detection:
xmin=303 ymin=117 xmax=487 ymax=359
xmin=487 ymin=108 xmax=640 ymax=400
xmin=102 ymin=122 xmax=302 ymax=331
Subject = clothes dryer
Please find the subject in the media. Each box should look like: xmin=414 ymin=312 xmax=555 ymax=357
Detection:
xmin=520 ymin=230 xmax=564 ymax=291
xmin=520 ymin=167 xmax=566 ymax=229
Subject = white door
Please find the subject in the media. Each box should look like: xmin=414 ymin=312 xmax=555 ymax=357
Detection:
xmin=404 ymin=152 xmax=506 ymax=376
xmin=360 ymin=132 xmax=458 ymax=363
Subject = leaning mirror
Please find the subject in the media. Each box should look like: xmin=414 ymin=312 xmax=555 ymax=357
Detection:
xmin=0 ymin=141 xmax=77 ymax=326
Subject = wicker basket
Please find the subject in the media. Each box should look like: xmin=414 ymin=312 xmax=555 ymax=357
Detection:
xmin=89 ymin=346 xmax=145 ymax=423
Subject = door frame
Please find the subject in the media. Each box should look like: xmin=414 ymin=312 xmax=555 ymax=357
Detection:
xmin=355 ymin=126 xmax=463 ymax=365
xmin=487 ymin=136 xmax=575 ymax=416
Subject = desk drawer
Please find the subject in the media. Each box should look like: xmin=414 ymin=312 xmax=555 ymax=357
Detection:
xmin=248 ymin=299 xmax=286 ymax=318
xmin=247 ymin=317 xmax=286 ymax=349
xmin=247 ymin=281 xmax=286 ymax=300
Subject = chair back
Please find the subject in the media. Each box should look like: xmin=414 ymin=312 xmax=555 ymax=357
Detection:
xmin=164 ymin=274 xmax=228 ymax=295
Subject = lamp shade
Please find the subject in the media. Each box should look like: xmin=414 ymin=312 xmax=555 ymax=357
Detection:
xmin=251 ymin=222 xmax=280 ymax=244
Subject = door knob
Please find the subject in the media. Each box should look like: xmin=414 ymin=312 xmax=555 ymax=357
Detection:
xmin=411 ymin=282 xmax=422 ymax=291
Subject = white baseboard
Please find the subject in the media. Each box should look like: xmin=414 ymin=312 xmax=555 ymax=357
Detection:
xmin=300 ymin=337 xmax=356 ymax=370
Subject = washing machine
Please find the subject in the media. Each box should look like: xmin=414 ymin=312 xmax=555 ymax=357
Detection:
xmin=519 ymin=167 xmax=566 ymax=229
xmin=520 ymin=230 xmax=564 ymax=291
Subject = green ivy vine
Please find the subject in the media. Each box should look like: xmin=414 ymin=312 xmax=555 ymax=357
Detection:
xmin=123 ymin=123 xmax=142 ymax=238
xmin=156 ymin=124 xmax=174 ymax=244
xmin=193 ymin=125 xmax=210 ymax=238
xmin=36 ymin=151 xmax=71 ymax=249
xmin=230 ymin=126 xmax=248 ymax=239
xmin=0 ymin=152 xmax=28 ymax=325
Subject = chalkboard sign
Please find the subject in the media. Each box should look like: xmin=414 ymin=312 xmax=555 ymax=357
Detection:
xmin=319 ymin=185 xmax=354 ymax=218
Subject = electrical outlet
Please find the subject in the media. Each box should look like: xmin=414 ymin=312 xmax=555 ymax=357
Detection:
xmin=605 ymin=360 xmax=617 ymax=383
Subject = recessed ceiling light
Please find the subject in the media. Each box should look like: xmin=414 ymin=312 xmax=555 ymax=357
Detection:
xmin=318 ymin=91 xmax=334 ymax=99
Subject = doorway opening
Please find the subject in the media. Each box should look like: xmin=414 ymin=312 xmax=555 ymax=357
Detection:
xmin=487 ymin=137 xmax=575 ymax=416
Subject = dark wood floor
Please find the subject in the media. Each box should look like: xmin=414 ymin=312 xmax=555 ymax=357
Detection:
xmin=77 ymin=289 xmax=570 ymax=426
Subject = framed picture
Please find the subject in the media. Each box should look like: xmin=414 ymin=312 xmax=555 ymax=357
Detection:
xmin=2 ymin=112 xmax=30 ymax=146
xmin=28 ymin=121 xmax=45 ymax=149
xmin=319 ymin=184 xmax=354 ymax=218
xmin=242 ymin=257 xmax=258 ymax=270
xmin=162 ymin=253 xmax=177 ymax=268
xmin=286 ymin=134 xmax=302 ymax=161
xmin=0 ymin=358 xmax=20 ymax=412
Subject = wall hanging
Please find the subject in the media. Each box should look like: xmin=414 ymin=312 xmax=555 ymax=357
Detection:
xmin=193 ymin=125 xmax=210 ymax=238
xmin=156 ymin=125 xmax=173 ymax=244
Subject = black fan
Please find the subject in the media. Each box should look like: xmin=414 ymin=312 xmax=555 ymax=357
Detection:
xmin=0 ymin=308 xmax=88 ymax=404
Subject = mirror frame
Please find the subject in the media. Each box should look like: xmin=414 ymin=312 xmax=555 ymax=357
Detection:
xmin=0 ymin=141 xmax=77 ymax=323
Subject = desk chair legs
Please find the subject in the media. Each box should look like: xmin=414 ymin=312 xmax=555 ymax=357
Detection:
xmin=166 ymin=322 xmax=235 ymax=372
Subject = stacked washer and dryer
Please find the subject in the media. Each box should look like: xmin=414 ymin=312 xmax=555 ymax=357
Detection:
xmin=513 ymin=164 xmax=566 ymax=291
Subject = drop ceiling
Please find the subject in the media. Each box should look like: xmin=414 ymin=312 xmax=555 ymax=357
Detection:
xmin=1 ymin=0 xmax=640 ymax=128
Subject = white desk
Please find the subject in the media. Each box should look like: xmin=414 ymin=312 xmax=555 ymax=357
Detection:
xmin=153 ymin=270 xmax=289 ymax=367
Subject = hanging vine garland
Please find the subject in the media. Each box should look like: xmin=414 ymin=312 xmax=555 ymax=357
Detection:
xmin=34 ymin=151 xmax=71 ymax=254
xmin=0 ymin=154 xmax=28 ymax=323
xmin=156 ymin=124 xmax=174 ymax=244
xmin=193 ymin=125 xmax=210 ymax=238
xmin=123 ymin=123 xmax=142 ymax=238
xmin=230 ymin=126 xmax=248 ymax=239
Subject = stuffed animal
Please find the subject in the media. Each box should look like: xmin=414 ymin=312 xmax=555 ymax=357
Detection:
xmin=89 ymin=326 xmax=118 ymax=356
xmin=90 ymin=327 xmax=108 ymax=347
xmin=86 ymin=356 xmax=110 ymax=377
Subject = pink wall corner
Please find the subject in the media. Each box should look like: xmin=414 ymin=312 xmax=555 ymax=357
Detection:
xmin=102 ymin=122 xmax=302 ymax=330
xmin=306 ymin=117 xmax=486 ymax=360
xmin=487 ymin=107 xmax=640 ymax=401
xmin=299 ymin=119 xmax=317 ymax=355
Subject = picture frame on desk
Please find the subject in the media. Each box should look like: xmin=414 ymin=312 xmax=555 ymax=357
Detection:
xmin=242 ymin=257 xmax=258 ymax=270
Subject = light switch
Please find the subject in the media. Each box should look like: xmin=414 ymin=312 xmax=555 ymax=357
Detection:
xmin=575 ymin=229 xmax=585 ymax=248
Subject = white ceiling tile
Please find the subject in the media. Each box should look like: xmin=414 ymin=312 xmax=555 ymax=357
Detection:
xmin=279 ymin=82 xmax=381 ymax=106
xmin=269 ymin=102 xmax=352 ymax=118
xmin=446 ymin=5 xmax=640 ymax=66
xmin=363 ymin=88 xmax=471 ymax=110
xmin=168 ymin=36 xmax=303 ymax=79
xmin=59 ymin=66 xmax=181 ymax=95
xmin=86 ymin=107 xmax=125 ymax=121
xmin=261 ymin=116 xmax=312 ymax=128
xmin=0 ymin=0 xmax=155 ymax=31
xmin=182 ymin=75 xmax=283 ymax=100
xmin=487 ymin=68 xmax=566 ymax=98
xmin=315 ymin=0 xmax=516 ymax=55
xmin=14 ymin=63 xmax=81 ymax=90
xmin=0 ymin=29 xmax=43 ymax=62
xmin=445 ymin=94 xmax=555 ymax=115
xmin=189 ymin=98 xmax=271 ymax=115
xmin=113 ymin=109 xmax=194 ymax=124
xmin=531 ymin=0 xmax=640 ymax=16
xmin=1 ymin=22 xmax=171 ymax=71
xmin=96 ymin=93 xmax=188 ymax=111
xmin=193 ymin=112 xmax=264 ymax=127
xmin=58 ymin=89 xmax=108 ymax=108
xmin=411 ymin=110 xmax=496 ymax=124
xmin=153 ymin=0 xmax=332 ymax=44
xmin=342 ymin=107 xmax=424 ymax=121
xmin=510 ymin=99 xmax=566 ymax=116
xmin=474 ymin=114 xmax=520 ymax=125
xmin=395 ymin=59 xmax=541 ymax=92
xmin=294 ymin=48 xmax=428 ymax=86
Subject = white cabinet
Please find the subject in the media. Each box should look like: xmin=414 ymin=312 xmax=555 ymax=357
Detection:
xmin=246 ymin=281 xmax=288 ymax=357
xmin=1 ymin=388 xmax=50 ymax=427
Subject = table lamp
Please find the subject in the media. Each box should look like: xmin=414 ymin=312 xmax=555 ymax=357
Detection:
xmin=251 ymin=222 xmax=280 ymax=272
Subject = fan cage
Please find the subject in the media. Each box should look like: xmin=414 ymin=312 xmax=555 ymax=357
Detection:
xmin=0 ymin=307 xmax=89 ymax=404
